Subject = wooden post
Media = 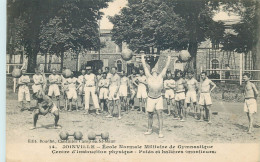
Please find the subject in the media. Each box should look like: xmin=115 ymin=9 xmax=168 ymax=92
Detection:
xmin=13 ymin=78 xmax=16 ymax=93
xmin=239 ymin=53 xmax=243 ymax=85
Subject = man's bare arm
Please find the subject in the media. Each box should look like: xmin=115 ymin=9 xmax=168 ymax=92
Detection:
xmin=252 ymin=83 xmax=258 ymax=98
xmin=141 ymin=55 xmax=151 ymax=77
xmin=210 ymin=80 xmax=216 ymax=93
xmin=159 ymin=56 xmax=171 ymax=77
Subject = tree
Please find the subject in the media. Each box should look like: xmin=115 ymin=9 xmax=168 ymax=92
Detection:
xmin=221 ymin=0 xmax=260 ymax=80
xmin=109 ymin=0 xmax=225 ymax=72
xmin=109 ymin=0 xmax=189 ymax=69
xmin=8 ymin=0 xmax=111 ymax=72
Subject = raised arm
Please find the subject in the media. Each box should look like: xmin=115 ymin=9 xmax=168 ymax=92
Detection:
xmin=159 ymin=56 xmax=171 ymax=78
xmin=141 ymin=55 xmax=151 ymax=77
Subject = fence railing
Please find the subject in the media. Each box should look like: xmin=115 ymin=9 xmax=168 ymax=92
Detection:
xmin=201 ymin=68 xmax=260 ymax=85
xmin=6 ymin=64 xmax=23 ymax=74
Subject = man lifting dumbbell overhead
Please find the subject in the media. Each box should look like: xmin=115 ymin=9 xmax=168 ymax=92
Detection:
xmin=30 ymin=89 xmax=61 ymax=130
xmin=141 ymin=54 xmax=171 ymax=138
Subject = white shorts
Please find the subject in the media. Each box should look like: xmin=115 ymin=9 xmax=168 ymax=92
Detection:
xmin=119 ymin=85 xmax=128 ymax=97
xmin=244 ymin=98 xmax=257 ymax=113
xmin=137 ymin=86 xmax=147 ymax=99
xmin=18 ymin=85 xmax=30 ymax=102
xmin=175 ymin=92 xmax=185 ymax=101
xmin=185 ymin=91 xmax=197 ymax=103
xmin=67 ymin=88 xmax=77 ymax=100
xmin=165 ymin=89 xmax=175 ymax=99
xmin=99 ymin=88 xmax=109 ymax=99
xmin=108 ymin=86 xmax=120 ymax=100
xmin=199 ymin=93 xmax=212 ymax=105
xmin=32 ymin=84 xmax=42 ymax=94
xmin=48 ymin=84 xmax=60 ymax=97
xmin=146 ymin=96 xmax=163 ymax=112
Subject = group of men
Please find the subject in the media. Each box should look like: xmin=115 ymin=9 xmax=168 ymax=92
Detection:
xmin=16 ymin=54 xmax=258 ymax=136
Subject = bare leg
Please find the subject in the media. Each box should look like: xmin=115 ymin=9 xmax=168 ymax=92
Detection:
xmin=193 ymin=102 xmax=198 ymax=119
xmin=75 ymin=99 xmax=78 ymax=111
xmin=117 ymin=100 xmax=121 ymax=119
xmin=139 ymin=98 xmax=142 ymax=113
xmin=247 ymin=112 xmax=254 ymax=133
xmin=53 ymin=110 xmax=61 ymax=128
xmin=199 ymin=105 xmax=204 ymax=121
xmin=30 ymin=109 xmax=40 ymax=129
xmin=206 ymin=105 xmax=212 ymax=124
xmin=106 ymin=100 xmax=113 ymax=118
xmin=166 ymin=98 xmax=171 ymax=115
xmin=68 ymin=100 xmax=72 ymax=111
xmin=56 ymin=96 xmax=60 ymax=110
xmin=144 ymin=112 xmax=153 ymax=135
xmin=144 ymin=98 xmax=147 ymax=113
xmin=157 ymin=110 xmax=164 ymax=138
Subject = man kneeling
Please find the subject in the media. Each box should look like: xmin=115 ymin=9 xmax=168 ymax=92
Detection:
xmin=30 ymin=90 xmax=61 ymax=130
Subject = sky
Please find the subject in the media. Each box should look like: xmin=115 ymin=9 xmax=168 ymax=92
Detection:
xmin=100 ymin=0 xmax=241 ymax=29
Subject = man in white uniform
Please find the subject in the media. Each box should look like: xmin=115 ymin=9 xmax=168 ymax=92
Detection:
xmin=164 ymin=71 xmax=176 ymax=116
xmin=83 ymin=67 xmax=100 ymax=115
xmin=134 ymin=68 xmax=147 ymax=113
xmin=32 ymin=68 xmax=44 ymax=105
xmin=48 ymin=69 xmax=61 ymax=110
xmin=128 ymin=68 xmax=138 ymax=111
xmin=77 ymin=69 xmax=86 ymax=108
xmin=106 ymin=67 xmax=121 ymax=119
xmin=141 ymin=55 xmax=171 ymax=138
xmin=199 ymin=72 xmax=216 ymax=123
xmin=98 ymin=72 xmax=110 ymax=112
xmin=18 ymin=69 xmax=31 ymax=111
xmin=65 ymin=74 xmax=78 ymax=111
xmin=185 ymin=71 xmax=199 ymax=118
xmin=119 ymin=71 xmax=130 ymax=112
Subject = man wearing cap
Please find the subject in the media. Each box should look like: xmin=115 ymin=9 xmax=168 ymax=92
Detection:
xmin=141 ymin=54 xmax=171 ymax=138
xmin=83 ymin=66 xmax=100 ymax=114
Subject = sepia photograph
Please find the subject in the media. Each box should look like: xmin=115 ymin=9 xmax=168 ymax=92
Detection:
xmin=5 ymin=0 xmax=260 ymax=161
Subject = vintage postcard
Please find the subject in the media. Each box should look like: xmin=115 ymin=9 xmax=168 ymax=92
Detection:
xmin=5 ymin=0 xmax=260 ymax=161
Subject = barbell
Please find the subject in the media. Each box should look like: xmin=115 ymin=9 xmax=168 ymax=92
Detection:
xmin=87 ymin=132 xmax=109 ymax=140
xmin=59 ymin=131 xmax=83 ymax=140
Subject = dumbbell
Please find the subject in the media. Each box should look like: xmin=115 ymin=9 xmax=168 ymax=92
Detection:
xmin=87 ymin=132 xmax=109 ymax=140
xmin=59 ymin=131 xmax=83 ymax=140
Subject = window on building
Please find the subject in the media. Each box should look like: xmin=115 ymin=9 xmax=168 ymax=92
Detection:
xmin=117 ymin=60 xmax=122 ymax=72
xmin=211 ymin=59 xmax=219 ymax=69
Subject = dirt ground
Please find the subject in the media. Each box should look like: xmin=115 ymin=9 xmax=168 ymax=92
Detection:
xmin=6 ymin=87 xmax=260 ymax=144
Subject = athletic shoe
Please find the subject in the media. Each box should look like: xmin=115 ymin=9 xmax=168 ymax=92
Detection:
xmin=144 ymin=130 xmax=153 ymax=135
xmin=158 ymin=132 xmax=164 ymax=138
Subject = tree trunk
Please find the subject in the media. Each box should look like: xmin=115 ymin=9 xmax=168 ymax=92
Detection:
xmin=186 ymin=42 xmax=198 ymax=76
xmin=27 ymin=46 xmax=37 ymax=73
xmin=60 ymin=52 xmax=64 ymax=72
xmin=48 ymin=54 xmax=53 ymax=72
xmin=255 ymin=0 xmax=260 ymax=82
